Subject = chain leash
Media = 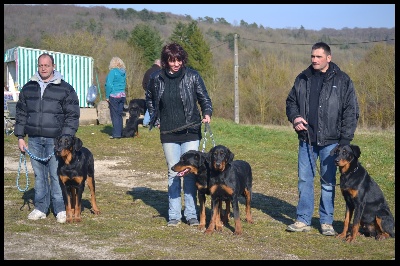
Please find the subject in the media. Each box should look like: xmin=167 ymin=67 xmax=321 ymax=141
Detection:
xmin=16 ymin=147 xmax=55 ymax=192
xmin=17 ymin=153 xmax=30 ymax=192
xmin=201 ymin=122 xmax=216 ymax=152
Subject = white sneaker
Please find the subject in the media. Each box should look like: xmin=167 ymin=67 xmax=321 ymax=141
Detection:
xmin=27 ymin=209 xmax=46 ymax=220
xmin=56 ymin=211 xmax=66 ymax=223
xmin=321 ymin=223 xmax=336 ymax=236
xmin=286 ymin=221 xmax=311 ymax=232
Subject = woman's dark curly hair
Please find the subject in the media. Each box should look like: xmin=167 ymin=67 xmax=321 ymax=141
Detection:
xmin=160 ymin=42 xmax=188 ymax=69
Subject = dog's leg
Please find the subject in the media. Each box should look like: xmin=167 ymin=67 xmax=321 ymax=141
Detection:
xmin=347 ymin=205 xmax=363 ymax=242
xmin=337 ymin=201 xmax=353 ymax=240
xmin=215 ymin=199 xmax=224 ymax=231
xmin=72 ymin=187 xmax=82 ymax=222
xmin=66 ymin=187 xmax=74 ymax=223
xmin=221 ymin=200 xmax=231 ymax=225
xmin=232 ymin=196 xmax=243 ymax=235
xmin=134 ymin=119 xmax=139 ymax=138
xmin=205 ymin=197 xmax=220 ymax=235
xmin=348 ymin=221 xmax=361 ymax=242
xmin=198 ymin=191 xmax=206 ymax=230
xmin=75 ymin=181 xmax=88 ymax=222
xmin=59 ymin=177 xmax=74 ymax=223
xmin=375 ymin=217 xmax=391 ymax=241
xmin=86 ymin=176 xmax=100 ymax=215
xmin=244 ymin=189 xmax=253 ymax=223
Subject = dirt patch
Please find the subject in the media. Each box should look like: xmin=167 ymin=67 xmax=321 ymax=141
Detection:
xmin=4 ymin=156 xmax=165 ymax=190
xmin=4 ymin=156 xmax=169 ymax=260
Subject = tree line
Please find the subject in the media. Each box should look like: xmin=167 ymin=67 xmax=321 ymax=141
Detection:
xmin=3 ymin=4 xmax=395 ymax=129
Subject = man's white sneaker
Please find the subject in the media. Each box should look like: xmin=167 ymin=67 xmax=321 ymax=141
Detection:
xmin=56 ymin=211 xmax=66 ymax=223
xmin=286 ymin=221 xmax=311 ymax=232
xmin=27 ymin=209 xmax=46 ymax=220
xmin=321 ymin=223 xmax=336 ymax=236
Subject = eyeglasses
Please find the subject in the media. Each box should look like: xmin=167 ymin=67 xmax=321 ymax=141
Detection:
xmin=37 ymin=64 xmax=53 ymax=68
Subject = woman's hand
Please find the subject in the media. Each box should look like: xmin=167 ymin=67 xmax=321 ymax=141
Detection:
xmin=202 ymin=115 xmax=211 ymax=124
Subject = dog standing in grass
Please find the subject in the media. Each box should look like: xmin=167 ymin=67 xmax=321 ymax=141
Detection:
xmin=55 ymin=135 xmax=100 ymax=223
xmin=172 ymin=150 xmax=230 ymax=231
xmin=207 ymin=145 xmax=253 ymax=235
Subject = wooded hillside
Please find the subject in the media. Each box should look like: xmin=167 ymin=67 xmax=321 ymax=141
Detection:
xmin=4 ymin=4 xmax=395 ymax=129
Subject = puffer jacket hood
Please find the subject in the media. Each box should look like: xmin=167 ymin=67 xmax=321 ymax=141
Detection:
xmin=31 ymin=69 xmax=63 ymax=83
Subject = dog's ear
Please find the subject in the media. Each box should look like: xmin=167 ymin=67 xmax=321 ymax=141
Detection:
xmin=349 ymin=144 xmax=361 ymax=158
xmin=54 ymin=136 xmax=60 ymax=149
xmin=74 ymin=137 xmax=83 ymax=151
xmin=207 ymin=147 xmax=214 ymax=163
xmin=197 ymin=151 xmax=206 ymax=165
xmin=226 ymin=148 xmax=234 ymax=163
xmin=203 ymin=152 xmax=210 ymax=164
xmin=208 ymin=146 xmax=215 ymax=155
xmin=193 ymin=151 xmax=200 ymax=162
xmin=330 ymin=144 xmax=339 ymax=156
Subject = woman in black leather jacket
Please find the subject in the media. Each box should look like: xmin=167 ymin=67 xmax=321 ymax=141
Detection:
xmin=145 ymin=42 xmax=212 ymax=227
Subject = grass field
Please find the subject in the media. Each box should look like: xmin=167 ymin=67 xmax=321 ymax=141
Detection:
xmin=3 ymin=117 xmax=395 ymax=260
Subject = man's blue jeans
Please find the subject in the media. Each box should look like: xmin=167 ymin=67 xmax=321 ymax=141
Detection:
xmin=28 ymin=136 xmax=65 ymax=215
xmin=162 ymin=140 xmax=200 ymax=222
xmin=296 ymin=141 xmax=337 ymax=226
xmin=108 ymin=96 xmax=126 ymax=138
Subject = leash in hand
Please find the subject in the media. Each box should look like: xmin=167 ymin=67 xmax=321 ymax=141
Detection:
xmin=305 ymin=128 xmax=338 ymax=187
xmin=201 ymin=122 xmax=216 ymax=153
xmin=16 ymin=147 xmax=55 ymax=192
xmin=17 ymin=152 xmax=30 ymax=192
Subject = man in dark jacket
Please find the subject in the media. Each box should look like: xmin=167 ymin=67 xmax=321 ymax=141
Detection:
xmin=142 ymin=59 xmax=161 ymax=127
xmin=285 ymin=42 xmax=359 ymax=236
xmin=14 ymin=53 xmax=80 ymax=223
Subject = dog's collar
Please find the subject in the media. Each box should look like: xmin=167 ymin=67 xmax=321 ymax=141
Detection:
xmin=341 ymin=165 xmax=358 ymax=176
xmin=349 ymin=166 xmax=358 ymax=174
xmin=345 ymin=165 xmax=358 ymax=175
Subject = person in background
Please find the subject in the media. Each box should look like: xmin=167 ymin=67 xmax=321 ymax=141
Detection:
xmin=105 ymin=56 xmax=127 ymax=139
xmin=142 ymin=59 xmax=161 ymax=127
xmin=285 ymin=42 xmax=359 ymax=236
xmin=14 ymin=53 xmax=80 ymax=223
xmin=146 ymin=42 xmax=212 ymax=227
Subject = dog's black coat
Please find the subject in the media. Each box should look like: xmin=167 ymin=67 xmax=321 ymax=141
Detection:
xmin=207 ymin=145 xmax=253 ymax=235
xmin=127 ymin=98 xmax=146 ymax=115
xmin=172 ymin=150 xmax=230 ymax=230
xmin=330 ymin=144 xmax=395 ymax=242
xmin=122 ymin=99 xmax=147 ymax=138
xmin=55 ymin=135 xmax=100 ymax=223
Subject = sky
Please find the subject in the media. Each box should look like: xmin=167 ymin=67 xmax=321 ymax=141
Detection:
xmin=76 ymin=4 xmax=395 ymax=31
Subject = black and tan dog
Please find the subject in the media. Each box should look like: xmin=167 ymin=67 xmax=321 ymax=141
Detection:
xmin=122 ymin=99 xmax=147 ymax=138
xmin=172 ymin=150 xmax=230 ymax=230
xmin=330 ymin=144 xmax=395 ymax=242
xmin=207 ymin=145 xmax=253 ymax=235
xmin=55 ymin=135 xmax=101 ymax=223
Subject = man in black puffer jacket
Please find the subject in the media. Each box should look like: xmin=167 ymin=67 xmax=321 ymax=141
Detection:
xmin=285 ymin=42 xmax=359 ymax=236
xmin=14 ymin=53 xmax=80 ymax=224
